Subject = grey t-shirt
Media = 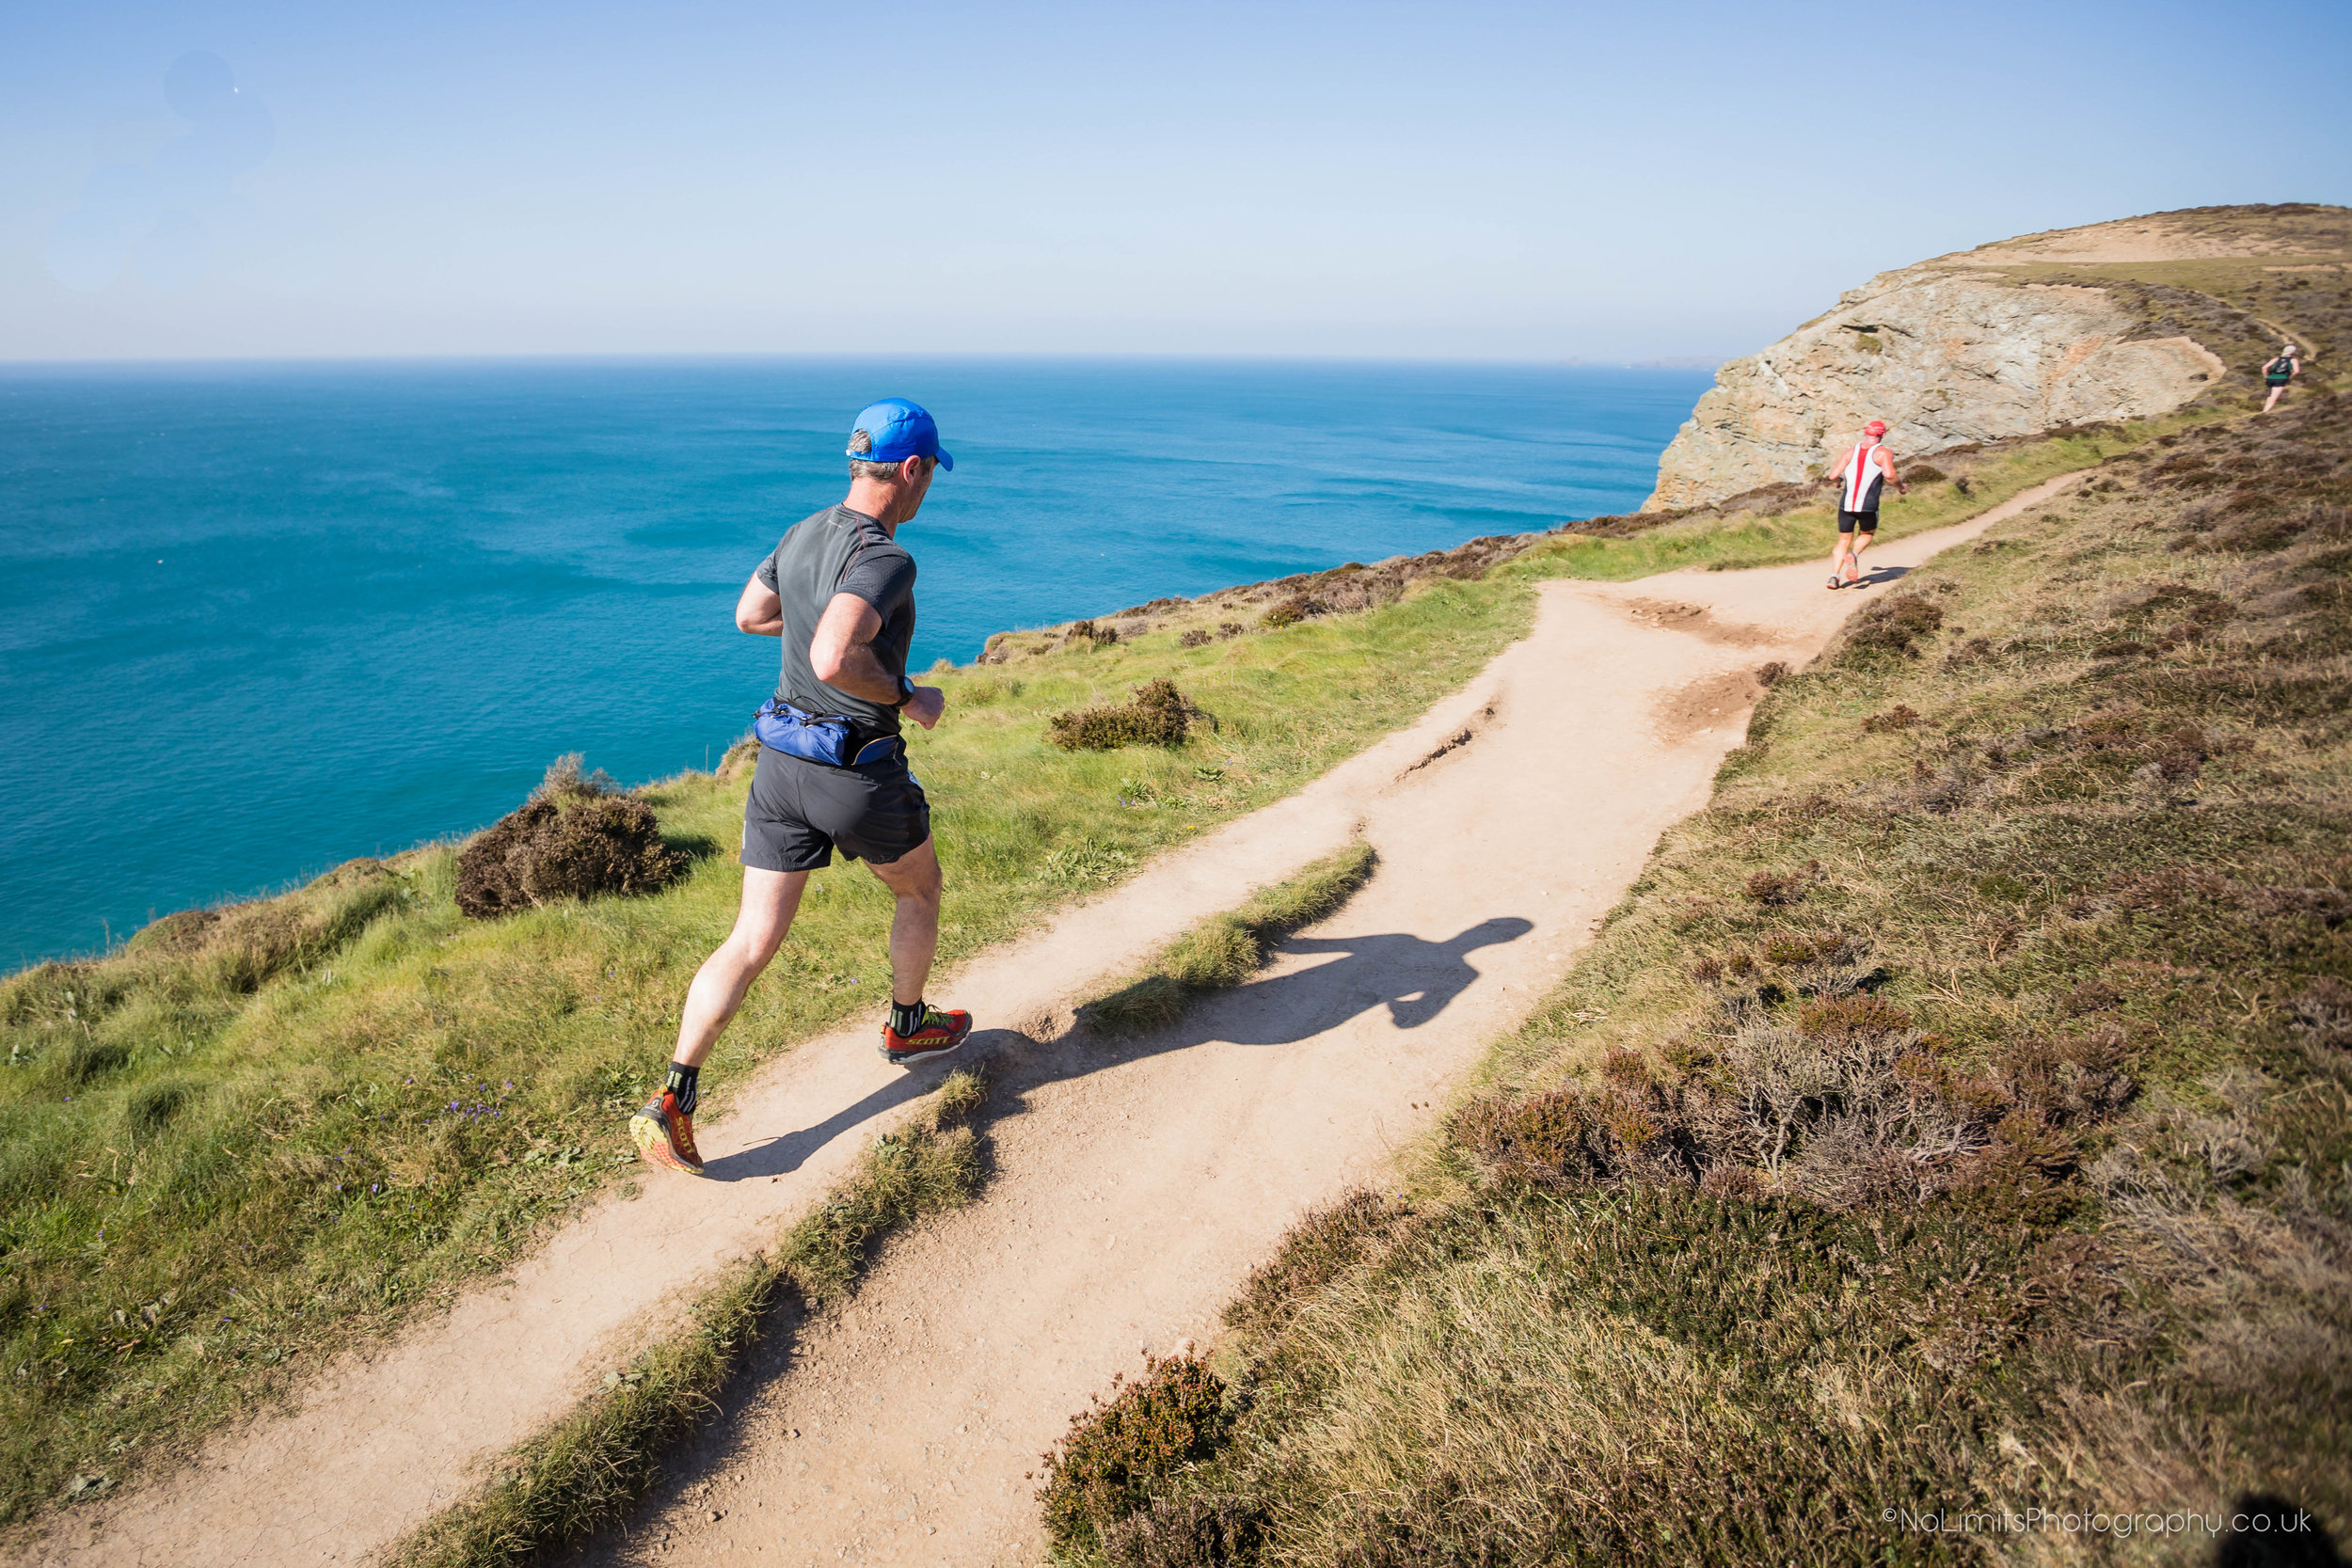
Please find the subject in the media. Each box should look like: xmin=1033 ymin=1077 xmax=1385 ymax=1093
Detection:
xmin=755 ymin=504 xmax=918 ymax=738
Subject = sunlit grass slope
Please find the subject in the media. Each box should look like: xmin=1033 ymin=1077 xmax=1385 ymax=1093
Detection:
xmin=1037 ymin=394 xmax=2352 ymax=1565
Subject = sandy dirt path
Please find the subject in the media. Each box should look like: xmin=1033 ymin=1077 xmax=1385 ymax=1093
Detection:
xmin=19 ymin=476 xmax=2077 ymax=1568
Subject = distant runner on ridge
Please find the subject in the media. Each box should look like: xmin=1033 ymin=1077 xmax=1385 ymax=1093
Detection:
xmin=2262 ymin=343 xmax=2302 ymax=413
xmin=1825 ymin=419 xmax=1906 ymax=590
xmin=631 ymin=398 xmax=973 ymax=1180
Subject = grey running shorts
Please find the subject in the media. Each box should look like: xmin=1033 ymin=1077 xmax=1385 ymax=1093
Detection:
xmin=1836 ymin=509 xmax=1880 ymax=535
xmin=743 ymin=743 xmax=930 ymax=872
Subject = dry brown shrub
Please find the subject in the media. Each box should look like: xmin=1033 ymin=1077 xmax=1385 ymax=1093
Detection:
xmin=1048 ymin=679 xmax=1193 ymax=751
xmin=2063 ymin=980 xmax=2122 ymax=1015
xmin=454 ymin=762 xmax=687 ymax=920
xmin=1743 ymin=863 xmax=1818 ymax=906
xmin=1101 ymin=1496 xmax=1266 ymax=1568
xmin=2290 ymin=976 xmax=2352 ymax=1048
xmin=1798 ymin=992 xmax=1914 ymax=1039
xmin=1261 ymin=594 xmax=1329 ymax=629
xmin=1842 ymin=594 xmax=1947 ymax=659
xmin=1454 ymin=1089 xmax=1612 ymax=1183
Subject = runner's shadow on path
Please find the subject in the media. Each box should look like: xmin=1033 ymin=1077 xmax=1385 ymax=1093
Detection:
xmin=703 ymin=1047 xmax=1019 ymax=1181
xmin=1851 ymin=562 xmax=1914 ymax=589
xmin=1140 ymin=918 xmax=1534 ymax=1049
xmin=701 ymin=917 xmax=1531 ymax=1182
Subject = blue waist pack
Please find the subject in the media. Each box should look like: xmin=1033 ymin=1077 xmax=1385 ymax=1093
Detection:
xmin=755 ymin=698 xmax=898 ymax=768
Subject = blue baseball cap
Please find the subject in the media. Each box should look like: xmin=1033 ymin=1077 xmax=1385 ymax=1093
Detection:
xmin=848 ymin=398 xmax=953 ymax=471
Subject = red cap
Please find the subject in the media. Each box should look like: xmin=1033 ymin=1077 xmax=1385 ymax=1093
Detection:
xmin=1864 ymin=420 xmax=1888 ymax=437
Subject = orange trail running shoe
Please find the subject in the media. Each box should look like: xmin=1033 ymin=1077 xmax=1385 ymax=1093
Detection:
xmin=630 ymin=1089 xmax=705 ymax=1176
xmin=879 ymin=1006 xmax=972 ymax=1067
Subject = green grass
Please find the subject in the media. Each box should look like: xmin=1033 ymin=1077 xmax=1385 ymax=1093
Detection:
xmin=1039 ymin=393 xmax=2352 ymax=1565
xmin=386 ymin=1069 xmax=987 ymax=1568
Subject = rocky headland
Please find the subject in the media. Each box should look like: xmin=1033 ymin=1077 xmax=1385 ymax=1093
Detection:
xmin=1646 ymin=202 xmax=2349 ymax=507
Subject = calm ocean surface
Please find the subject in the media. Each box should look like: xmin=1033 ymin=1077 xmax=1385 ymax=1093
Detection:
xmin=0 ymin=358 xmax=1710 ymax=969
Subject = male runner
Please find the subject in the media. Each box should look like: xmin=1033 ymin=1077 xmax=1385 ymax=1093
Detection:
xmin=631 ymin=398 xmax=973 ymax=1178
xmin=2262 ymin=343 xmax=2302 ymax=413
xmin=1825 ymin=419 xmax=1906 ymax=590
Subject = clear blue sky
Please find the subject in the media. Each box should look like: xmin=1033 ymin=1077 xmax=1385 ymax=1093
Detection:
xmin=3 ymin=0 xmax=2345 ymax=362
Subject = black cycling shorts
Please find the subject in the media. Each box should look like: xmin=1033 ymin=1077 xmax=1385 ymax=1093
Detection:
xmin=1837 ymin=509 xmax=1880 ymax=536
xmin=743 ymin=743 xmax=930 ymax=872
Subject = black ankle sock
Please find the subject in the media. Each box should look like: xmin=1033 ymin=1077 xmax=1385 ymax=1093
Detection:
xmin=665 ymin=1061 xmax=700 ymax=1117
xmin=888 ymin=999 xmax=926 ymax=1037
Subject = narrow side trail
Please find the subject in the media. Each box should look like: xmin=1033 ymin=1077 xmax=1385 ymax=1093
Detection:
xmin=19 ymin=477 xmax=2075 ymax=1568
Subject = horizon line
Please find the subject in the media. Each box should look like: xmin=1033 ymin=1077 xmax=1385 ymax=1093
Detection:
xmin=0 ymin=348 xmax=1733 ymax=372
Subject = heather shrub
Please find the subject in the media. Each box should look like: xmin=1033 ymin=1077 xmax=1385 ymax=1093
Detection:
xmin=1261 ymin=594 xmax=1328 ymax=629
xmin=1742 ymin=863 xmax=1817 ymax=906
xmin=1048 ymin=679 xmax=1193 ymax=751
xmin=454 ymin=758 xmax=688 ymax=919
xmin=1840 ymin=593 xmax=1946 ymax=659
xmin=1225 ymin=1190 xmax=1399 ymax=1342
xmin=2293 ymin=976 xmax=2352 ymax=1049
xmin=1037 ymin=1351 xmax=1231 ymax=1552
xmin=1102 ymin=1497 xmax=1268 ymax=1568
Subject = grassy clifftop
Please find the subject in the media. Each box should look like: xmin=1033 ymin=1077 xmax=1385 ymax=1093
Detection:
xmin=1956 ymin=203 xmax=2352 ymax=398
xmin=1039 ymin=395 xmax=2352 ymax=1564
xmin=0 ymin=393 xmax=2252 ymax=1536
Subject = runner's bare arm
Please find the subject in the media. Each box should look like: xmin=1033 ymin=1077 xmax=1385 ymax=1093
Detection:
xmin=1879 ymin=447 xmax=1907 ymax=495
xmin=735 ymin=573 xmax=784 ymax=637
xmin=810 ymin=592 xmax=946 ymax=727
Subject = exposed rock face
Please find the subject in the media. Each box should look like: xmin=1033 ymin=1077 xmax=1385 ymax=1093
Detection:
xmin=1645 ymin=269 xmax=2224 ymax=509
xmin=1639 ymin=204 xmax=2352 ymax=510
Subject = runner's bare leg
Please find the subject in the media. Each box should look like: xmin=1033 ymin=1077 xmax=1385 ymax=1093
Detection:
xmin=867 ymin=836 xmax=944 ymax=1008
xmin=672 ymin=866 xmax=807 ymax=1069
xmin=1849 ymin=530 xmax=1876 ymax=579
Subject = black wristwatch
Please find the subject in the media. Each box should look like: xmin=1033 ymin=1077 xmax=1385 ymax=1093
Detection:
xmin=890 ymin=675 xmax=915 ymax=709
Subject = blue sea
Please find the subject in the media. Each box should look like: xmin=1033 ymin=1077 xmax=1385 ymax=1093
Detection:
xmin=0 ymin=358 xmax=1709 ymax=970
